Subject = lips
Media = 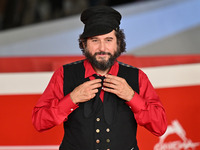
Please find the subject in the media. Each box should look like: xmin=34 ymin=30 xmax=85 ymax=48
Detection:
xmin=95 ymin=52 xmax=112 ymax=56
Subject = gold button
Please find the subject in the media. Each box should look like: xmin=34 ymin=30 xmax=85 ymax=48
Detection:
xmin=96 ymin=139 xmax=100 ymax=144
xmin=106 ymin=139 xmax=110 ymax=143
xmin=96 ymin=129 xmax=100 ymax=133
xmin=106 ymin=128 xmax=110 ymax=132
xmin=96 ymin=118 xmax=100 ymax=122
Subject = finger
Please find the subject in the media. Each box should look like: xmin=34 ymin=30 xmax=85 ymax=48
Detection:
xmin=105 ymin=75 xmax=127 ymax=87
xmin=83 ymin=79 xmax=102 ymax=89
xmin=104 ymin=77 xmax=119 ymax=86
xmin=87 ymin=79 xmax=102 ymax=85
xmin=88 ymin=82 xmax=102 ymax=90
xmin=105 ymin=74 xmax=122 ymax=82
xmin=103 ymin=87 xmax=117 ymax=95
xmin=90 ymin=88 xmax=99 ymax=94
xmin=83 ymin=85 xmax=101 ymax=97
xmin=81 ymin=88 xmax=98 ymax=100
xmin=103 ymin=82 xmax=117 ymax=89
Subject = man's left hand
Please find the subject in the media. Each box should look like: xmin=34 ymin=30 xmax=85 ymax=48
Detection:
xmin=103 ymin=74 xmax=134 ymax=101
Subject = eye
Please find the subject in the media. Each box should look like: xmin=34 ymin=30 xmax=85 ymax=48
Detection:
xmin=106 ymin=38 xmax=113 ymax=42
xmin=92 ymin=39 xmax=98 ymax=42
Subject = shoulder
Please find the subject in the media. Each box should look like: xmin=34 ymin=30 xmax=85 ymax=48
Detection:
xmin=63 ymin=59 xmax=85 ymax=72
xmin=117 ymin=61 xmax=139 ymax=78
xmin=62 ymin=59 xmax=85 ymax=78
xmin=118 ymin=61 xmax=139 ymax=70
xmin=63 ymin=59 xmax=85 ymax=68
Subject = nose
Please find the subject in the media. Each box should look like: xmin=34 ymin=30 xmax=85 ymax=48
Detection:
xmin=99 ymin=41 xmax=106 ymax=52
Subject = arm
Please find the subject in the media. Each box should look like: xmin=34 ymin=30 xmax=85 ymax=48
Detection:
xmin=103 ymin=70 xmax=167 ymax=136
xmin=126 ymin=70 xmax=167 ymax=136
xmin=32 ymin=67 xmax=78 ymax=132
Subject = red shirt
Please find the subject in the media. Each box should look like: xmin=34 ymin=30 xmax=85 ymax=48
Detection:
xmin=32 ymin=59 xmax=167 ymax=136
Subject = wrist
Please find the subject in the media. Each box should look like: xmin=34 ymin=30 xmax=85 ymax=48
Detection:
xmin=126 ymin=90 xmax=134 ymax=102
xmin=70 ymin=92 xmax=77 ymax=104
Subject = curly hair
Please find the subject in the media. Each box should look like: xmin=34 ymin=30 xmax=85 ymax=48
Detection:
xmin=78 ymin=29 xmax=126 ymax=55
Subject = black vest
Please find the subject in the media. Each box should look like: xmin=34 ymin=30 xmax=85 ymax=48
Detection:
xmin=60 ymin=60 xmax=140 ymax=150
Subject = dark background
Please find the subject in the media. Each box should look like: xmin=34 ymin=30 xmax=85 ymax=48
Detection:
xmin=0 ymin=0 xmax=148 ymax=31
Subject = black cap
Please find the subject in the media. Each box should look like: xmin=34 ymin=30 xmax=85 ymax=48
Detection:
xmin=80 ymin=6 xmax=122 ymax=38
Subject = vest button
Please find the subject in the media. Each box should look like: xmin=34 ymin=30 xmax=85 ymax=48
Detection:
xmin=106 ymin=128 xmax=110 ymax=132
xmin=96 ymin=129 xmax=100 ymax=133
xmin=96 ymin=118 xmax=100 ymax=122
xmin=106 ymin=139 xmax=110 ymax=143
xmin=96 ymin=139 xmax=100 ymax=144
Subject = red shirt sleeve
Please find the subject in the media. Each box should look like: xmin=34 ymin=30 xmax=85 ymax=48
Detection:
xmin=32 ymin=67 xmax=78 ymax=132
xmin=126 ymin=69 xmax=167 ymax=136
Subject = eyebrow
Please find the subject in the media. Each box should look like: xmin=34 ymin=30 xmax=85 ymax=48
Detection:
xmin=105 ymin=37 xmax=113 ymax=40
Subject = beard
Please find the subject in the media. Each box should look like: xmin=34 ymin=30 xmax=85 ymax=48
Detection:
xmin=84 ymin=48 xmax=121 ymax=71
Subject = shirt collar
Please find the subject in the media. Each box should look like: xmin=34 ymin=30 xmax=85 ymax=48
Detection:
xmin=84 ymin=59 xmax=119 ymax=78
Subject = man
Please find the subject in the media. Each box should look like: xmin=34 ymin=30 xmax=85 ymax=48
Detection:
xmin=32 ymin=6 xmax=167 ymax=150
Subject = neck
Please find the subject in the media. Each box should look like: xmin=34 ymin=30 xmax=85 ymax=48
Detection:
xmin=94 ymin=67 xmax=110 ymax=76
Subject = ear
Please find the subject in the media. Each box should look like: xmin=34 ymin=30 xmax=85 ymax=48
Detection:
xmin=82 ymin=41 xmax=86 ymax=49
xmin=82 ymin=39 xmax=87 ymax=49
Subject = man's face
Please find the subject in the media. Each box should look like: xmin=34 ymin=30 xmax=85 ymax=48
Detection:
xmin=84 ymin=30 xmax=120 ymax=71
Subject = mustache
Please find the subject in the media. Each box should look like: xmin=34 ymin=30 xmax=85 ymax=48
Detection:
xmin=94 ymin=51 xmax=112 ymax=56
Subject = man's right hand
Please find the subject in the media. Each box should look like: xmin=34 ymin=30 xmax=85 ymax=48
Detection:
xmin=70 ymin=79 xmax=102 ymax=104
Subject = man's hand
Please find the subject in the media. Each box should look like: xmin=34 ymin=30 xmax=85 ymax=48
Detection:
xmin=70 ymin=79 xmax=102 ymax=104
xmin=103 ymin=74 xmax=134 ymax=101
